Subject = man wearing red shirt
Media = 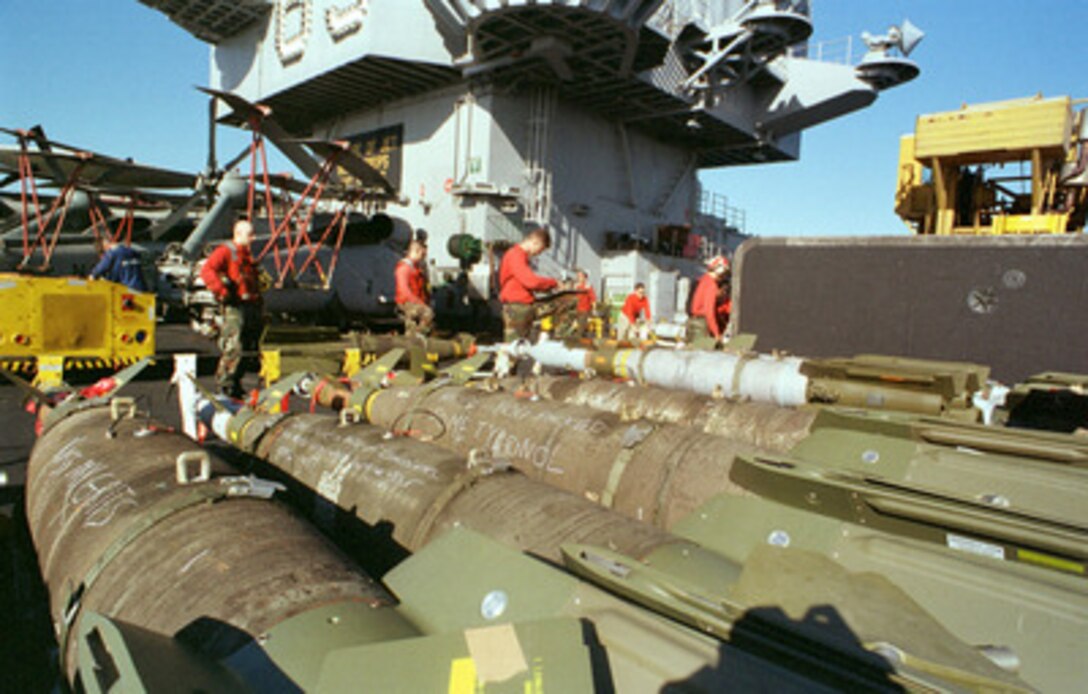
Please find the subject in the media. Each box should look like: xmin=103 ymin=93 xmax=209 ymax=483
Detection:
xmin=395 ymin=240 xmax=433 ymax=337
xmin=498 ymin=227 xmax=561 ymax=341
xmin=618 ymin=283 xmax=651 ymax=341
xmin=572 ymin=268 xmax=597 ymax=337
xmin=200 ymin=219 xmax=263 ymax=398
xmin=688 ymin=256 xmax=730 ymax=344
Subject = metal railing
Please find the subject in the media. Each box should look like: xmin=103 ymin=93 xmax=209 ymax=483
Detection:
xmin=698 ymin=190 xmax=747 ymax=233
xmin=790 ymin=35 xmax=859 ymax=65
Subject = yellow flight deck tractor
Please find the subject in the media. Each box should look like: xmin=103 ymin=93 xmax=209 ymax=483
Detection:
xmin=0 ymin=273 xmax=154 ymax=386
xmin=896 ymin=94 xmax=1088 ymax=235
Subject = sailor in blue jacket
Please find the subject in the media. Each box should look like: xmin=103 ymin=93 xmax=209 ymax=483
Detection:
xmin=90 ymin=239 xmax=147 ymax=292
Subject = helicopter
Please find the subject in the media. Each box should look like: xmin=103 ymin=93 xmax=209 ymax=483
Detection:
xmin=0 ymin=88 xmax=432 ymax=336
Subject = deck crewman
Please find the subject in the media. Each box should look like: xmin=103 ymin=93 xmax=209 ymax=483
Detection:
xmin=498 ymin=227 xmax=563 ymax=341
xmin=201 ymin=219 xmax=263 ymax=398
xmin=618 ymin=283 xmax=651 ymax=341
xmin=572 ymin=268 xmax=597 ymax=337
xmin=395 ymin=240 xmax=434 ymax=337
xmin=688 ymin=255 xmax=730 ymax=344
xmin=89 ymin=238 xmax=147 ymax=292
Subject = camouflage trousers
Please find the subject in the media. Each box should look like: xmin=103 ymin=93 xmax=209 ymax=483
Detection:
xmin=502 ymin=303 xmax=536 ymax=342
xmin=570 ymin=310 xmax=593 ymax=339
xmin=399 ymin=301 xmax=435 ymax=337
xmin=502 ymin=295 xmax=578 ymax=342
xmin=216 ymin=302 xmax=263 ymax=396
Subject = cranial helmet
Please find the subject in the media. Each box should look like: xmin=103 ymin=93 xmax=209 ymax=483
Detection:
xmin=707 ymin=256 xmax=730 ymax=274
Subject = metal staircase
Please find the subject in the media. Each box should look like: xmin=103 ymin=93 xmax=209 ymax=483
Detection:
xmin=525 ymin=86 xmax=557 ymax=227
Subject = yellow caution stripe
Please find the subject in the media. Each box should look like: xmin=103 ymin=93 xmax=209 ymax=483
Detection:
xmin=1017 ymin=548 xmax=1086 ymax=576
xmin=59 ymin=355 xmax=142 ymax=370
xmin=447 ymin=657 xmax=477 ymax=694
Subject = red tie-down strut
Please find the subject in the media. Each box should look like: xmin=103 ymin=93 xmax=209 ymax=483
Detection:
xmin=229 ymin=107 xmax=355 ymax=290
xmin=3 ymin=127 xmax=89 ymax=271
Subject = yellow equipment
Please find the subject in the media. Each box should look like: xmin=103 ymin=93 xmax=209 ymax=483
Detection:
xmin=896 ymin=95 xmax=1088 ymax=235
xmin=0 ymin=273 xmax=155 ymax=383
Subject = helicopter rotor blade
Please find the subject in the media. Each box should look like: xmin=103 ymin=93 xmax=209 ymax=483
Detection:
xmin=26 ymin=125 xmax=69 ymax=184
xmin=197 ymin=86 xmax=322 ymax=180
xmin=146 ymin=190 xmax=205 ymax=241
xmin=297 ymin=138 xmax=395 ymax=197
xmin=221 ymin=143 xmax=252 ymax=174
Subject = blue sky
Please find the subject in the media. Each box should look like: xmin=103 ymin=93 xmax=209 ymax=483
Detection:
xmin=2 ymin=1 xmax=1085 ymax=236
xmin=706 ymin=0 xmax=1088 ymax=235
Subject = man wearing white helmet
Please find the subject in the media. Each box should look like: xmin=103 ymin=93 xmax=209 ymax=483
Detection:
xmin=688 ymin=255 xmax=731 ymax=343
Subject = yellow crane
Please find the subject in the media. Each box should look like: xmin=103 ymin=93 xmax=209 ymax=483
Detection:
xmin=896 ymin=95 xmax=1088 ymax=235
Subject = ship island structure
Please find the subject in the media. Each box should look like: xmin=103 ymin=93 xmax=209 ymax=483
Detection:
xmin=138 ymin=0 xmax=920 ymax=320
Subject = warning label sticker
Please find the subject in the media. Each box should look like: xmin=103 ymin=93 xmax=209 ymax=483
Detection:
xmin=946 ymin=534 xmax=1006 ymax=560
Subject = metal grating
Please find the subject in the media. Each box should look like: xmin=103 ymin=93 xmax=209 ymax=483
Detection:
xmin=438 ymin=0 xmax=667 ymax=30
xmin=138 ymin=0 xmax=270 ymax=43
xmin=469 ymin=54 xmax=784 ymax=165
xmin=261 ymin=56 xmax=461 ymax=134
xmin=470 ymin=7 xmax=669 ymax=75
xmin=449 ymin=5 xmax=788 ymax=165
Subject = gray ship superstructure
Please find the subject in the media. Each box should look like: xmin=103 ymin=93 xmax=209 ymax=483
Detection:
xmin=139 ymin=0 xmax=920 ymax=318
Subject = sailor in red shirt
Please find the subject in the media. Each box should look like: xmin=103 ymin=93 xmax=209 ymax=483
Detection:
xmin=618 ymin=283 xmax=651 ymax=341
xmin=395 ymin=240 xmax=433 ymax=337
xmin=200 ymin=219 xmax=263 ymax=397
xmin=498 ymin=227 xmax=559 ymax=341
xmin=573 ymin=268 xmax=597 ymax=336
xmin=688 ymin=255 xmax=730 ymax=344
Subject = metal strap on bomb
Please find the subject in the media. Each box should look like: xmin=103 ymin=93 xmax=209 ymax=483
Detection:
xmin=343 ymin=348 xmax=407 ymax=415
xmin=600 ymin=422 xmax=655 ymax=508
xmin=58 ymin=482 xmax=231 ymax=668
xmin=229 ymin=407 xmax=291 ymax=452
xmin=635 ymin=348 xmax=648 ymax=387
xmin=407 ymin=451 xmax=512 ymax=550
xmin=600 ymin=450 xmax=634 ymax=509
xmin=729 ymin=352 xmax=759 ymax=401
xmin=57 ymin=464 xmax=286 ymax=669
xmin=613 ymin=349 xmax=636 ymax=380
xmin=346 ymin=383 xmax=380 ymax=416
xmin=652 ymin=434 xmax=708 ymax=528
xmin=634 ymin=346 xmax=659 ymax=387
